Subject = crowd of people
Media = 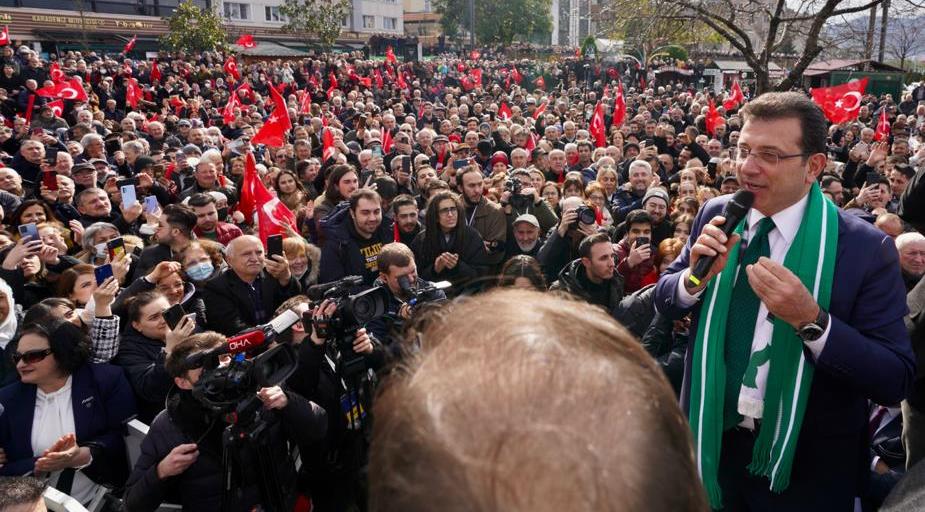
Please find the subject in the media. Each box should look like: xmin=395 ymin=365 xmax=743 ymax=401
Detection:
xmin=0 ymin=38 xmax=924 ymax=511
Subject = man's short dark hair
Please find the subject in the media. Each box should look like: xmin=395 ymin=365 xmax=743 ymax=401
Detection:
xmin=377 ymin=243 xmax=415 ymax=274
xmin=739 ymin=92 xmax=827 ymax=156
xmin=164 ymin=204 xmax=198 ymax=236
xmin=0 ymin=476 xmax=46 ymax=510
xmin=578 ymin=232 xmax=612 ymax=259
xmin=455 ymin=165 xmax=483 ymax=188
xmin=165 ymin=332 xmax=226 ymax=379
xmin=187 ymin=192 xmax=216 ymax=208
xmin=349 ymin=188 xmax=382 ymax=212
xmin=821 ymin=175 xmax=842 ymax=189
xmin=392 ymin=194 xmax=417 ymax=213
xmin=624 ymin=209 xmax=653 ymax=229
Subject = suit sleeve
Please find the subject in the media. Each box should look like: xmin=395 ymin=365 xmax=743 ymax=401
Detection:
xmin=815 ymin=235 xmax=915 ymax=406
xmin=80 ymin=366 xmax=137 ymax=486
xmin=654 ymin=200 xmax=714 ymax=319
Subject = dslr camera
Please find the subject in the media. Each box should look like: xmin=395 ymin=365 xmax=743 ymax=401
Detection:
xmin=504 ymin=177 xmax=533 ymax=209
xmin=572 ymin=205 xmax=598 ymax=228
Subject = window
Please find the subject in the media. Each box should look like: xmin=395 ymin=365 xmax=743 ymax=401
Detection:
xmin=224 ymin=2 xmax=250 ymax=20
xmin=341 ymin=15 xmax=350 ymax=28
xmin=383 ymin=17 xmax=397 ymax=30
xmin=363 ymin=15 xmax=375 ymax=29
xmin=265 ymin=5 xmax=286 ymax=21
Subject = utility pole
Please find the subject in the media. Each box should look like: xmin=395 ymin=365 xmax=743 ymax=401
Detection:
xmin=468 ymin=0 xmax=475 ymax=48
xmin=878 ymin=0 xmax=890 ymax=63
xmin=864 ymin=6 xmax=876 ymax=70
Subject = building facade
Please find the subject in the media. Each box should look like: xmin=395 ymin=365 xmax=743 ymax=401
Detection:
xmin=550 ymin=0 xmax=596 ymax=47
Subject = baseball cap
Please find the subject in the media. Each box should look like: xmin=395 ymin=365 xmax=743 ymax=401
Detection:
xmin=513 ymin=213 xmax=540 ymax=229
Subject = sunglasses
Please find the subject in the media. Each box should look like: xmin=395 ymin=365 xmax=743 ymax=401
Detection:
xmin=12 ymin=348 xmax=52 ymax=365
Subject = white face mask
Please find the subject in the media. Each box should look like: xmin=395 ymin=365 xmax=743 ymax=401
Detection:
xmin=93 ymin=242 xmax=108 ymax=257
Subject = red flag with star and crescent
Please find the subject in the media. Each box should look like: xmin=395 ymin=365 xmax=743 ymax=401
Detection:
xmin=125 ymin=78 xmax=143 ymax=108
xmin=322 ymin=128 xmax=336 ymax=162
xmin=532 ymin=101 xmax=547 ymax=120
xmin=723 ymin=79 xmax=744 ymax=111
xmin=612 ymin=81 xmax=626 ymax=129
xmin=224 ymin=55 xmax=241 ymax=82
xmin=150 ymin=60 xmax=161 ymax=83
xmin=385 ymin=46 xmax=397 ymax=64
xmin=810 ymin=78 xmax=869 ymax=124
xmin=236 ymin=34 xmax=257 ymax=49
xmin=299 ymin=89 xmax=312 ymax=114
xmin=46 ymin=99 xmax=64 ymax=117
xmin=874 ymin=108 xmax=891 ymax=141
xmin=123 ymin=35 xmax=137 ymax=54
xmin=238 ymin=152 xmax=297 ymax=244
xmin=36 ymin=77 xmax=88 ymax=101
xmin=590 ymin=102 xmax=607 ymax=148
xmin=251 ymin=83 xmax=291 ymax=147
xmin=223 ymin=90 xmax=241 ymax=124
xmin=49 ymin=62 xmax=64 ymax=82
xmin=498 ymin=102 xmax=512 ymax=120
xmin=0 ymin=26 xmax=9 ymax=46
xmin=511 ymin=66 xmax=522 ymax=84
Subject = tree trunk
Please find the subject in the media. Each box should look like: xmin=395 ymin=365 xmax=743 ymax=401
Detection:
xmin=878 ymin=0 xmax=890 ymax=63
xmin=864 ymin=6 xmax=877 ymax=68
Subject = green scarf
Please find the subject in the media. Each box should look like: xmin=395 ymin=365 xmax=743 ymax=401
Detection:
xmin=689 ymin=182 xmax=838 ymax=509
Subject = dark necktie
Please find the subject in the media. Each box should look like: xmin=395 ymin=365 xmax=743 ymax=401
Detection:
xmin=723 ymin=217 xmax=775 ymax=430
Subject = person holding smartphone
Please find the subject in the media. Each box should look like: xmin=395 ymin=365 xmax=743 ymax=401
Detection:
xmin=613 ymin=209 xmax=656 ymax=294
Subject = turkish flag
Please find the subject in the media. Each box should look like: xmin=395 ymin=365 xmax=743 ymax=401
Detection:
xmin=385 ymin=46 xmax=397 ymax=64
xmin=237 ymin=82 xmax=255 ymax=102
xmin=323 ymin=128 xmax=336 ymax=162
xmin=470 ymin=50 xmax=480 ymax=60
xmin=327 ymin=72 xmax=338 ymax=98
xmin=532 ymin=101 xmax=547 ymax=120
xmin=236 ymin=34 xmax=257 ymax=49
xmin=511 ymin=66 xmax=522 ymax=84
xmin=590 ymin=102 xmax=607 ymax=148
xmin=810 ymin=77 xmax=869 ymax=124
xmin=397 ymin=71 xmax=408 ymax=90
xmin=498 ymin=102 xmax=512 ymax=120
xmin=382 ymin=128 xmax=393 ymax=154
xmin=299 ymin=89 xmax=312 ymax=114
xmin=125 ymin=78 xmax=143 ymax=108
xmin=874 ymin=108 xmax=891 ymax=141
xmin=24 ymin=94 xmax=36 ymax=123
xmin=723 ymin=79 xmax=744 ymax=111
xmin=123 ymin=35 xmax=137 ymax=54
xmin=224 ymin=56 xmax=241 ymax=82
xmin=374 ymin=69 xmax=384 ymax=89
xmin=49 ymin=62 xmax=64 ymax=82
xmin=251 ymin=83 xmax=291 ymax=147
xmin=150 ymin=60 xmax=161 ymax=83
xmin=223 ymin=89 xmax=240 ymax=124
xmin=705 ymin=99 xmax=722 ymax=136
xmin=46 ymin=99 xmax=64 ymax=117
xmin=470 ymin=68 xmax=482 ymax=88
xmin=534 ymin=76 xmax=545 ymax=89
xmin=524 ymin=131 xmax=537 ymax=153
xmin=612 ymin=82 xmax=626 ymax=129
xmin=36 ymin=78 xmax=88 ymax=101
xmin=0 ymin=26 xmax=9 ymax=46
xmin=238 ymin=153 xmax=297 ymax=244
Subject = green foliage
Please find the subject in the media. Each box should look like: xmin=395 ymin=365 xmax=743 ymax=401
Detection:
xmin=435 ymin=0 xmax=552 ymax=45
xmin=161 ymin=0 xmax=227 ymax=53
xmin=280 ymin=0 xmax=352 ymax=50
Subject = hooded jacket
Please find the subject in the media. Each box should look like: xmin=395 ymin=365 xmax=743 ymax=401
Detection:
xmin=318 ymin=201 xmax=395 ymax=286
xmin=550 ymin=258 xmax=624 ymax=312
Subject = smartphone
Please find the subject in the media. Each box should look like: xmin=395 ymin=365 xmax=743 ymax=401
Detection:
xmin=866 ymin=172 xmax=881 ymax=186
xmin=359 ymin=169 xmax=374 ymax=187
xmin=372 ymin=146 xmax=383 ymax=158
xmin=453 ymin=159 xmax=469 ymax=170
xmin=94 ymin=264 xmax=114 ymax=285
xmin=401 ymin=156 xmax=411 ymax=174
xmin=151 ymin=163 xmax=166 ymax=180
xmin=107 ymin=237 xmax=126 ymax=260
xmin=18 ymin=223 xmax=38 ymax=242
xmin=121 ymin=184 xmax=138 ymax=207
xmin=42 ymin=170 xmax=58 ymax=191
xmin=163 ymin=304 xmax=186 ymax=330
xmin=117 ymin=177 xmax=139 ymax=188
xmin=644 ymin=139 xmax=654 ymax=147
xmin=635 ymin=236 xmax=650 ymax=249
xmin=267 ymin=234 xmax=284 ymax=259
xmin=143 ymin=196 xmax=159 ymax=214
xmin=489 ymin=111 xmax=496 ymax=121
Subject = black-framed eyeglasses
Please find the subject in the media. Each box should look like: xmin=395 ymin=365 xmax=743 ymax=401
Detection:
xmin=736 ymin=146 xmax=809 ymax=166
xmin=12 ymin=348 xmax=52 ymax=365
xmin=438 ymin=206 xmax=458 ymax=216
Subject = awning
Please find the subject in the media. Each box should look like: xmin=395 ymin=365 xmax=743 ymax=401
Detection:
xmin=237 ymin=41 xmax=312 ymax=58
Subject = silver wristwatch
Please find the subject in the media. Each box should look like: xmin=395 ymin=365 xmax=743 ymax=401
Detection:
xmin=797 ymin=309 xmax=829 ymax=342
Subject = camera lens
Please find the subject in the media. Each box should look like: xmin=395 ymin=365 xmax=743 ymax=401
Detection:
xmin=577 ymin=206 xmax=597 ymax=225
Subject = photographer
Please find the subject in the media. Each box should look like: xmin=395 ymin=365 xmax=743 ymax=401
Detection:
xmin=123 ymin=332 xmax=327 ymax=512
xmin=536 ymin=196 xmax=602 ymax=283
xmin=499 ymin=169 xmax=558 ymax=234
xmin=366 ymin=243 xmax=446 ymax=357
xmin=288 ymin=297 xmax=382 ymax=512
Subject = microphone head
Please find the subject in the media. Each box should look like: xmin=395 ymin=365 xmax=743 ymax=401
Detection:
xmin=722 ymin=190 xmax=755 ymax=219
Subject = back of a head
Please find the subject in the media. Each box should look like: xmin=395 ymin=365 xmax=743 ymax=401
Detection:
xmin=370 ymin=289 xmax=707 ymax=512
xmin=0 ymin=476 xmax=46 ymax=512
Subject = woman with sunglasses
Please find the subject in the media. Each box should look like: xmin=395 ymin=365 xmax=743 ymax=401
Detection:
xmin=0 ymin=319 xmax=137 ymax=505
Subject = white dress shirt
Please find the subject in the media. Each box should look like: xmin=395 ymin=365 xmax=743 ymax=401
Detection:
xmin=676 ymin=193 xmax=832 ymax=425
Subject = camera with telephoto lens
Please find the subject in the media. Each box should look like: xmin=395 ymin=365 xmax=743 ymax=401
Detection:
xmin=572 ymin=205 xmax=598 ymax=228
xmin=505 ymin=177 xmax=533 ymax=209
xmin=306 ymin=275 xmax=389 ymax=378
xmin=396 ymin=276 xmax=450 ymax=309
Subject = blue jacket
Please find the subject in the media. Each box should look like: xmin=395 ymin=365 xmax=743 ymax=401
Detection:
xmin=655 ymin=194 xmax=915 ymax=509
xmin=318 ymin=201 xmax=394 ymax=286
xmin=0 ymin=363 xmax=138 ymax=486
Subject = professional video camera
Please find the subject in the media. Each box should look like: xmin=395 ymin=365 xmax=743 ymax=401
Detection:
xmin=306 ymin=275 xmax=389 ymax=378
xmin=184 ymin=309 xmax=304 ymax=512
xmin=397 ymin=276 xmax=451 ymax=309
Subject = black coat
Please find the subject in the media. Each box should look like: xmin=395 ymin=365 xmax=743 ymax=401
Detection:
xmin=411 ymin=226 xmax=489 ymax=294
xmin=112 ymin=327 xmax=171 ymax=424
xmin=550 ymin=258 xmax=624 ymax=312
xmin=201 ymin=269 xmax=300 ymax=336
xmin=318 ymin=201 xmax=395 ymax=285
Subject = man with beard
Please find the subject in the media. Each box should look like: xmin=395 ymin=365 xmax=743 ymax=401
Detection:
xmin=188 ymin=192 xmax=243 ymax=245
xmin=319 ymin=188 xmax=394 ymax=285
xmin=504 ymin=214 xmax=543 ymax=260
xmin=391 ymin=194 xmax=421 ymax=246
xmin=457 ymin=165 xmax=507 ymax=269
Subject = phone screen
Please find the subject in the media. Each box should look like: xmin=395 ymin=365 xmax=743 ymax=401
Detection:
xmin=163 ymin=304 xmax=186 ymax=330
xmin=402 ymin=156 xmax=412 ymax=174
xmin=107 ymin=237 xmax=126 ymax=260
xmin=121 ymin=184 xmax=138 ymax=207
xmin=43 ymin=171 xmax=58 ymax=191
xmin=144 ymin=196 xmax=159 ymax=214
xmin=18 ymin=223 xmax=39 ymax=242
xmin=453 ymin=159 xmax=469 ymax=170
xmin=94 ymin=264 xmax=114 ymax=285
xmin=267 ymin=235 xmax=284 ymax=258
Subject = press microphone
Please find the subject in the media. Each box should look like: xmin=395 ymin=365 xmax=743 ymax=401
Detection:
xmin=688 ymin=190 xmax=754 ymax=287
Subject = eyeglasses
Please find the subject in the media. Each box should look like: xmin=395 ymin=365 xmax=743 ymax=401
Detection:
xmin=736 ymin=146 xmax=809 ymax=166
xmin=438 ymin=206 xmax=458 ymax=216
xmin=12 ymin=348 xmax=52 ymax=365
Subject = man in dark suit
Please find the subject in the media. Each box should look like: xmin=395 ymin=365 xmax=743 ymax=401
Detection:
xmin=202 ymin=234 xmax=300 ymax=336
xmin=655 ymin=92 xmax=914 ymax=511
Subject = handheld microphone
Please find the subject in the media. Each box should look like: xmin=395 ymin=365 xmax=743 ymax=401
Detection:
xmin=226 ymin=329 xmax=266 ymax=354
xmin=688 ymin=190 xmax=754 ymax=287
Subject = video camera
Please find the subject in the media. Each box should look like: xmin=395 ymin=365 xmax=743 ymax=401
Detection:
xmin=306 ymin=275 xmax=389 ymax=378
xmin=397 ymin=277 xmax=451 ymax=309
xmin=504 ymin=177 xmax=533 ymax=209
xmin=187 ymin=309 xmax=302 ymax=416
